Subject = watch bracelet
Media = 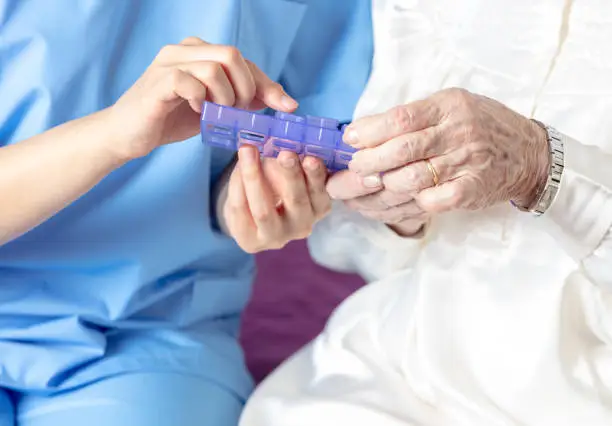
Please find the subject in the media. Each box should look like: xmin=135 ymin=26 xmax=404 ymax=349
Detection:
xmin=526 ymin=120 xmax=565 ymax=216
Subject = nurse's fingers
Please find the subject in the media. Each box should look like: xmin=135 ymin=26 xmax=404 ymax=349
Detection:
xmin=155 ymin=69 xmax=208 ymax=114
xmin=224 ymin=166 xmax=258 ymax=250
xmin=342 ymin=99 xmax=442 ymax=149
xmin=155 ymin=41 xmax=254 ymax=109
xmin=154 ymin=39 xmax=296 ymax=111
xmin=177 ymin=61 xmax=235 ymax=107
xmin=274 ymin=151 xmax=314 ymax=238
xmin=245 ymin=60 xmax=298 ymax=113
xmin=302 ymin=156 xmax=331 ymax=219
xmin=238 ymin=146 xmax=284 ymax=244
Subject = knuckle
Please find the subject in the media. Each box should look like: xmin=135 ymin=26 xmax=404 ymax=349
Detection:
xmin=382 ymin=170 xmax=411 ymax=194
xmin=270 ymin=81 xmax=283 ymax=92
xmin=401 ymin=166 xmax=420 ymax=185
xmin=261 ymin=80 xmax=283 ymax=96
xmin=421 ymin=126 xmax=439 ymax=154
xmin=444 ymin=87 xmax=465 ymax=96
xmin=227 ymin=200 xmax=245 ymax=217
xmin=468 ymin=140 xmax=488 ymax=155
xmin=180 ymin=36 xmax=205 ymax=45
xmin=203 ymin=62 xmax=224 ymax=80
xmin=467 ymin=142 xmax=492 ymax=168
xmin=252 ymin=208 xmax=275 ymax=223
xmin=381 ymin=188 xmax=410 ymax=208
xmin=462 ymin=121 xmax=478 ymax=140
xmin=241 ymin=83 xmax=256 ymax=103
xmin=285 ymin=193 xmax=310 ymax=208
xmin=389 ymin=105 xmax=416 ymax=134
xmin=222 ymin=46 xmax=243 ymax=64
xmin=450 ymin=87 xmax=474 ymax=109
xmin=167 ymin=68 xmax=184 ymax=88
xmin=397 ymin=137 xmax=416 ymax=162
xmin=156 ymin=44 xmax=179 ymax=62
xmin=449 ymin=184 xmax=466 ymax=206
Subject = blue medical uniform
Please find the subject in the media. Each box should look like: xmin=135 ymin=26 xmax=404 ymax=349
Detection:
xmin=0 ymin=0 xmax=373 ymax=424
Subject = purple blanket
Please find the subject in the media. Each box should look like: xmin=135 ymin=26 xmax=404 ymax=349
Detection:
xmin=240 ymin=239 xmax=365 ymax=383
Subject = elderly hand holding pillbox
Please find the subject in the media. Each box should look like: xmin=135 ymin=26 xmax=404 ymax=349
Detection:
xmin=328 ymin=88 xmax=556 ymax=235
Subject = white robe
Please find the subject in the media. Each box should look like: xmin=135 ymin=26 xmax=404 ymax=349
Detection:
xmin=240 ymin=0 xmax=612 ymax=424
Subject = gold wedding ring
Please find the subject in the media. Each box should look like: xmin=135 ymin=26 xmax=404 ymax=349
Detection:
xmin=425 ymin=159 xmax=440 ymax=187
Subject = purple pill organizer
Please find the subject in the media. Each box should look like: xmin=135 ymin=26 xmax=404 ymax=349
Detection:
xmin=200 ymin=101 xmax=356 ymax=171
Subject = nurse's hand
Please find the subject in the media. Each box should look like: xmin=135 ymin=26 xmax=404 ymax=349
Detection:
xmin=341 ymin=88 xmax=550 ymax=214
xmin=222 ymin=146 xmax=331 ymax=253
xmin=108 ymin=37 xmax=297 ymax=160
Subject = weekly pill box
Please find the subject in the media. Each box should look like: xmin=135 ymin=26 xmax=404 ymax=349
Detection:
xmin=200 ymin=101 xmax=356 ymax=171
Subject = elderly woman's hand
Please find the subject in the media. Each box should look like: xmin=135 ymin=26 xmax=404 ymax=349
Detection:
xmin=338 ymin=88 xmax=550 ymax=214
xmin=326 ymin=170 xmax=430 ymax=237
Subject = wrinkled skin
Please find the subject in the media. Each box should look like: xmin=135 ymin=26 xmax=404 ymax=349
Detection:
xmin=326 ymin=88 xmax=550 ymax=235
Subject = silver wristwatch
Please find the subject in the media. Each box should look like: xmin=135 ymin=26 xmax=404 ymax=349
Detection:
xmin=514 ymin=121 xmax=565 ymax=216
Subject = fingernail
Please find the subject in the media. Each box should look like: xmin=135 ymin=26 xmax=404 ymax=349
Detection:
xmin=344 ymin=129 xmax=358 ymax=145
xmin=363 ymin=174 xmax=382 ymax=188
xmin=279 ymin=154 xmax=297 ymax=169
xmin=281 ymin=95 xmax=298 ymax=110
xmin=304 ymin=157 xmax=321 ymax=171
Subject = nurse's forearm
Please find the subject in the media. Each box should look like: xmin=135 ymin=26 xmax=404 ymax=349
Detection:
xmin=0 ymin=108 xmax=128 ymax=245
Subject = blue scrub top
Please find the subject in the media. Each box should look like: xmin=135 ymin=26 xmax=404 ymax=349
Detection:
xmin=0 ymin=0 xmax=373 ymax=396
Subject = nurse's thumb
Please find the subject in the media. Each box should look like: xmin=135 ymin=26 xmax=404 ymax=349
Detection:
xmin=247 ymin=61 xmax=298 ymax=112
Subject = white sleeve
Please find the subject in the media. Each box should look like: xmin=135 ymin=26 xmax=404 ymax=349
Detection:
xmin=307 ymin=201 xmax=425 ymax=283
xmin=541 ymin=135 xmax=612 ymax=289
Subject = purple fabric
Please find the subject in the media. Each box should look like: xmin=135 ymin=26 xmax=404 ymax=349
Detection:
xmin=240 ymin=239 xmax=365 ymax=383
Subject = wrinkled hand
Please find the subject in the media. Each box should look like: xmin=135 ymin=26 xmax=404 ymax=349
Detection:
xmin=342 ymin=88 xmax=550 ymax=214
xmin=326 ymin=171 xmax=429 ymax=237
xmin=223 ymin=146 xmax=331 ymax=253
xmin=109 ymin=37 xmax=297 ymax=160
